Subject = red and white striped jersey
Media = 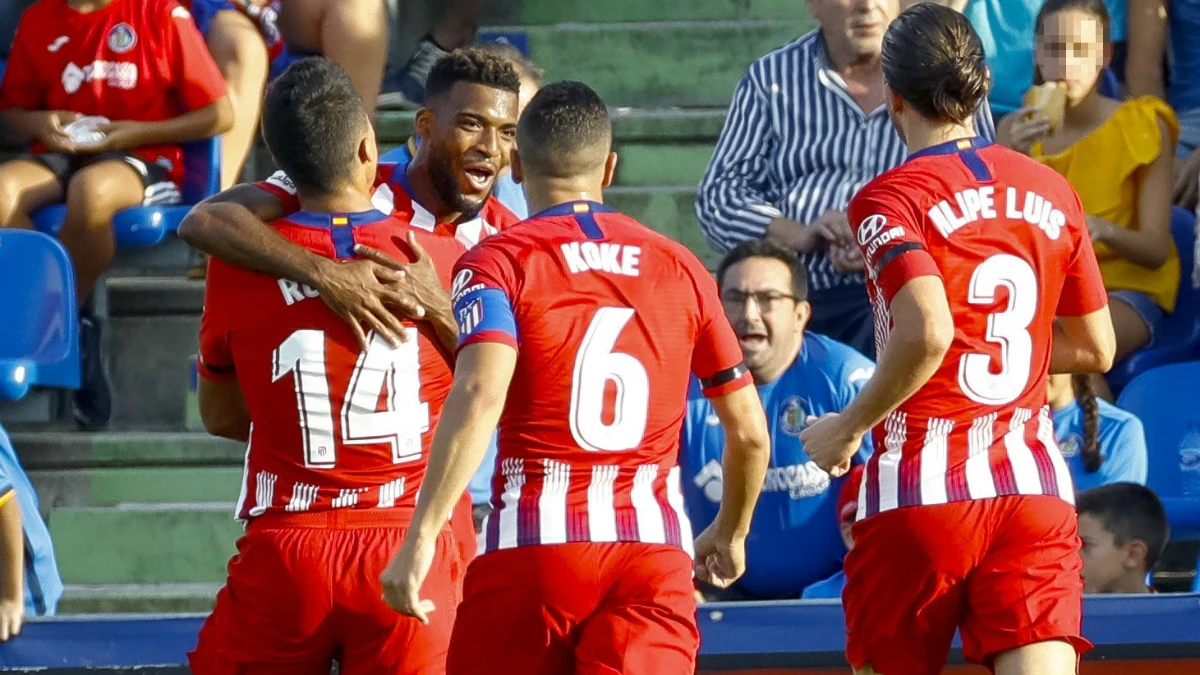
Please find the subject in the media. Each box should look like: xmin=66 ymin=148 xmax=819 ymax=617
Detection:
xmin=847 ymin=138 xmax=1109 ymax=520
xmin=256 ymin=163 xmax=520 ymax=249
xmin=451 ymin=201 xmax=753 ymax=555
xmin=198 ymin=210 xmax=468 ymax=520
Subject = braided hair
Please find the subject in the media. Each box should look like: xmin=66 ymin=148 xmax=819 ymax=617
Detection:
xmin=1072 ymin=374 xmax=1103 ymax=473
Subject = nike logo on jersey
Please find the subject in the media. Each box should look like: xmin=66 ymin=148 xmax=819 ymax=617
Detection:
xmin=47 ymin=36 xmax=69 ymax=52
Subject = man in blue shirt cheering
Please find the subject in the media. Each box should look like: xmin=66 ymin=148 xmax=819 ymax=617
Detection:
xmin=681 ymin=240 xmax=874 ymax=600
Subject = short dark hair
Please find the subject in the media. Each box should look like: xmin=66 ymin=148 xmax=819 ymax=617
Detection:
xmin=716 ymin=240 xmax=809 ymax=301
xmin=473 ymin=41 xmax=545 ymax=86
xmin=882 ymin=2 xmax=990 ymax=124
xmin=517 ymin=81 xmax=611 ymax=179
xmin=1033 ymin=0 xmax=1111 ymax=85
xmin=1077 ymin=483 xmax=1170 ymax=570
xmin=425 ymin=47 xmax=521 ymax=104
xmin=261 ymin=57 xmax=366 ymax=195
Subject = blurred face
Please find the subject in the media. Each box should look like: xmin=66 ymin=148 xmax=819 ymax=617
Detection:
xmin=807 ymin=0 xmax=899 ymax=61
xmin=1036 ymin=9 xmax=1109 ymax=104
xmin=720 ymin=257 xmax=810 ymax=383
xmin=839 ymin=520 xmax=854 ymax=551
xmin=421 ymin=82 xmax=518 ymax=218
xmin=1078 ymin=513 xmax=1138 ymax=593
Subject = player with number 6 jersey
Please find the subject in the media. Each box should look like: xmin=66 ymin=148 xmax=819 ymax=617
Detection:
xmin=799 ymin=6 xmax=1116 ymax=675
xmin=381 ymin=81 xmax=771 ymax=675
xmin=191 ymin=59 xmax=469 ymax=675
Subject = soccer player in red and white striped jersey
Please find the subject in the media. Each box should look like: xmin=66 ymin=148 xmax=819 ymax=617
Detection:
xmin=381 ymin=81 xmax=772 ymax=675
xmin=800 ymin=6 xmax=1116 ymax=675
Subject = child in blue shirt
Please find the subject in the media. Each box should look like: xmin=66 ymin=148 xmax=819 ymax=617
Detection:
xmin=1048 ymin=373 xmax=1148 ymax=492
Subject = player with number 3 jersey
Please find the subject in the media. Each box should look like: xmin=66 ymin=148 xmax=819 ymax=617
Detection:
xmin=799 ymin=7 xmax=1116 ymax=675
xmin=190 ymin=59 xmax=466 ymax=675
xmin=380 ymin=82 xmax=772 ymax=675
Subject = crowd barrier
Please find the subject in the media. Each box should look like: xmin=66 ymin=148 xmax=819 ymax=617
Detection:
xmin=0 ymin=595 xmax=1197 ymax=673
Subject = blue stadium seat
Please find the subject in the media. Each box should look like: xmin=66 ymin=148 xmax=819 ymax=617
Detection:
xmin=0 ymin=231 xmax=80 ymax=400
xmin=1107 ymin=207 xmax=1200 ymax=393
xmin=1098 ymin=67 xmax=1121 ymax=99
xmin=30 ymin=137 xmax=221 ymax=248
xmin=1116 ymin=362 xmax=1200 ymax=539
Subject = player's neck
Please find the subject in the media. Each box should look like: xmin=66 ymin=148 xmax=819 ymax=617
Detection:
xmin=524 ymin=183 xmax=606 ymax=216
xmin=67 ymin=0 xmax=113 ymax=10
xmin=297 ymin=187 xmax=377 ymax=216
xmin=902 ymin=118 xmax=976 ymax=156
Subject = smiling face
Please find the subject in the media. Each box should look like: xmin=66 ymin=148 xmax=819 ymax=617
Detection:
xmin=1036 ymin=8 xmax=1108 ymax=104
xmin=420 ymin=81 xmax=519 ymax=218
xmin=719 ymin=256 xmax=810 ymax=383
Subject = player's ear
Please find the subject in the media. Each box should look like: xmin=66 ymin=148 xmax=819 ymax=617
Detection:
xmin=415 ymin=107 xmax=434 ymax=141
xmin=510 ymin=147 xmax=523 ymax=184
xmin=361 ymin=120 xmax=377 ymax=165
xmin=602 ymin=152 xmax=618 ymax=189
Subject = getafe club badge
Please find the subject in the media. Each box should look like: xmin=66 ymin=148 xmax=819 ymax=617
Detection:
xmin=1058 ymin=434 xmax=1081 ymax=458
xmin=107 ymin=23 xmax=137 ymax=54
xmin=780 ymin=396 xmax=808 ymax=437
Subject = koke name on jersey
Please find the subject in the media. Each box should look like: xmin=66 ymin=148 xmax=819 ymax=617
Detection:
xmin=560 ymin=242 xmax=641 ymax=277
xmin=927 ymin=187 xmax=1065 ymax=241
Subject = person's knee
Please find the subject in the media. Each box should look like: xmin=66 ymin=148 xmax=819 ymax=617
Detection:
xmin=0 ymin=161 xmax=62 ymax=223
xmin=63 ymin=162 xmax=143 ymax=230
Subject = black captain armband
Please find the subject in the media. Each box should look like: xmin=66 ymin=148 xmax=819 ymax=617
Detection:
xmin=873 ymin=241 xmax=924 ymax=276
xmin=701 ymin=364 xmax=748 ymax=391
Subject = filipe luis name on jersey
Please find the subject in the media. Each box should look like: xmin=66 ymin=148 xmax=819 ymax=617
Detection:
xmin=928 ymin=186 xmax=1066 ymax=241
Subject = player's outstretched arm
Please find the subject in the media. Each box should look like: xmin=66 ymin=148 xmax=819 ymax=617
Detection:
xmin=180 ymin=186 xmax=414 ymax=349
xmin=381 ymin=342 xmax=517 ymax=622
xmin=1050 ymin=308 xmax=1117 ymax=374
xmin=694 ymin=384 xmax=771 ymax=588
xmin=198 ymin=377 xmax=251 ymax=442
xmin=802 ymin=276 xmax=953 ymax=474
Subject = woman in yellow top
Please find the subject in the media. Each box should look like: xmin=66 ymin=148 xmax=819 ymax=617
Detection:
xmin=999 ymin=0 xmax=1179 ymax=397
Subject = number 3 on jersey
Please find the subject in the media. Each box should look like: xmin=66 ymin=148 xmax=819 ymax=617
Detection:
xmin=958 ymin=254 xmax=1038 ymax=405
xmin=570 ymin=307 xmax=651 ymax=452
xmin=272 ymin=331 xmax=430 ymax=468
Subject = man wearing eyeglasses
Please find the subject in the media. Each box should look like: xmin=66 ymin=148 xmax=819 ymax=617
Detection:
xmin=680 ymin=239 xmax=875 ymax=600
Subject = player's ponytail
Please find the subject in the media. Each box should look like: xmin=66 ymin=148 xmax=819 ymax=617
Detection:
xmin=881 ymin=3 xmax=990 ymax=124
xmin=1073 ymin=374 xmax=1104 ymax=473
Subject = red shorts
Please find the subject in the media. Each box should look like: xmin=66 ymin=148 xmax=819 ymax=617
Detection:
xmin=189 ymin=509 xmax=463 ymax=675
xmin=448 ymin=542 xmax=699 ymax=675
xmin=843 ymin=495 xmax=1092 ymax=675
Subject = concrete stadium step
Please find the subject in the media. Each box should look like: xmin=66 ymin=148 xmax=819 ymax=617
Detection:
xmin=58 ymin=583 xmax=220 ymax=615
xmin=51 ymin=502 xmax=240 ymax=585
xmin=487 ymin=21 xmax=811 ymax=107
xmin=605 ymin=186 xmax=713 ymax=267
xmin=490 ymin=0 xmax=799 ymax=24
xmin=27 ymin=466 xmax=244 ymax=509
xmin=12 ymin=431 xmax=244 ymax=470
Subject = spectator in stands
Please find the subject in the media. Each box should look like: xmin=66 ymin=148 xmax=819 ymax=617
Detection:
xmin=0 ymin=422 xmax=63 ymax=637
xmin=187 ymin=0 xmax=388 ymax=187
xmin=380 ymin=0 xmax=485 ymax=109
xmin=915 ymin=0 xmax=1127 ymax=116
xmin=1048 ymin=373 xmax=1148 ymax=491
xmin=0 ymin=0 xmax=232 ymax=430
xmin=386 ymin=41 xmax=542 ymax=218
xmin=696 ymin=0 xmax=993 ymax=359
xmin=999 ymin=0 xmax=1178 ymax=398
xmin=1077 ymin=482 xmax=1168 ymax=594
xmin=800 ymin=464 xmax=864 ymax=600
xmin=681 ymin=241 xmax=874 ymax=601
xmin=1125 ymin=0 xmax=1200 ymax=209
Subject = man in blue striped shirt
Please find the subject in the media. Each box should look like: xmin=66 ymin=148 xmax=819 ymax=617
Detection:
xmin=696 ymin=0 xmax=994 ymax=358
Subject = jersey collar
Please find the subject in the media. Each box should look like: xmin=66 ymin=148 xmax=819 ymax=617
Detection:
xmin=286 ymin=209 xmax=391 ymax=228
xmin=531 ymin=200 xmax=616 ymax=218
xmin=907 ymin=136 xmax=992 ymax=162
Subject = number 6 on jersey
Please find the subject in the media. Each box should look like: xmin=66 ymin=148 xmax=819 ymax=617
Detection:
xmin=569 ymin=307 xmax=651 ymax=452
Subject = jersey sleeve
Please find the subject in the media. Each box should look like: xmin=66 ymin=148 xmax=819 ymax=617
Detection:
xmin=848 ymin=184 xmax=942 ymax=303
xmin=0 ymin=16 xmax=46 ymax=110
xmin=452 ymin=244 xmax=519 ymax=352
xmin=689 ymin=262 xmax=752 ymax=398
xmin=197 ymin=260 xmax=237 ymax=381
xmin=252 ymin=171 xmax=302 ymax=216
xmin=166 ymin=2 xmax=227 ymax=110
xmin=1056 ymin=194 xmax=1109 ymax=316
